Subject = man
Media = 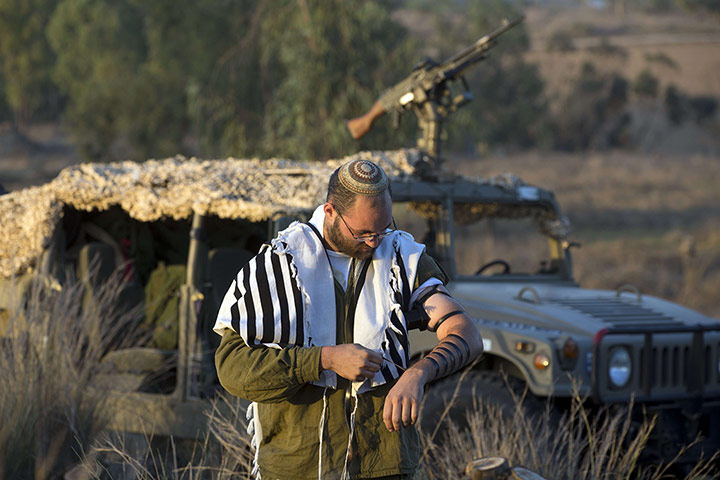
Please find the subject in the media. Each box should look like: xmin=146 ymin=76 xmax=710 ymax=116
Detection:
xmin=214 ymin=158 xmax=482 ymax=479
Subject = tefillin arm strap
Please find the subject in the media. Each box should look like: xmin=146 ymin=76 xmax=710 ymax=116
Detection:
xmin=423 ymin=333 xmax=472 ymax=380
xmin=405 ymin=284 xmax=463 ymax=332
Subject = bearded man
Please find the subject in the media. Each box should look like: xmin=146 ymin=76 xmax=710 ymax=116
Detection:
xmin=214 ymin=158 xmax=483 ymax=479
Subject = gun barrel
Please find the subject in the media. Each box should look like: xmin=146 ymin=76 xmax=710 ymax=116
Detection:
xmin=442 ymin=16 xmax=525 ymax=71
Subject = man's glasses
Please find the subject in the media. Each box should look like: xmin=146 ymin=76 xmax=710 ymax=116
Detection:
xmin=332 ymin=204 xmax=396 ymax=242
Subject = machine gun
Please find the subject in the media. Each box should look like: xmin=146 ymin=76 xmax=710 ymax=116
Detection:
xmin=347 ymin=16 xmax=524 ymax=164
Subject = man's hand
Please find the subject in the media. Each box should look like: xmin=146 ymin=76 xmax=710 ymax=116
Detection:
xmin=383 ymin=368 xmax=430 ymax=432
xmin=321 ymin=344 xmax=383 ymax=382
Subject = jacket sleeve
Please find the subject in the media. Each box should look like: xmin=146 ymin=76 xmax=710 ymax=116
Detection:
xmin=415 ymin=251 xmax=449 ymax=288
xmin=215 ymin=328 xmax=324 ymax=403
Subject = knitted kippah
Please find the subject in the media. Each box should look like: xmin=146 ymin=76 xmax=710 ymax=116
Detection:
xmin=338 ymin=159 xmax=388 ymax=195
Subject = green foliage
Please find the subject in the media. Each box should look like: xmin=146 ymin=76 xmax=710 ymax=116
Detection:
xmin=665 ymin=84 xmax=719 ymax=125
xmin=0 ymin=0 xmax=61 ymax=127
xmin=674 ymin=0 xmax=720 ymax=13
xmin=47 ymin=0 xmax=253 ymax=161
xmin=632 ymin=69 xmax=660 ymax=98
xmin=44 ymin=0 xmax=411 ymax=161
xmin=588 ymin=37 xmax=629 ymax=59
xmin=552 ymin=62 xmax=629 ymax=150
xmin=644 ymin=51 xmax=679 ymax=70
xmin=47 ymin=0 xmax=146 ymax=160
xmin=250 ymin=0 xmax=413 ymax=159
xmin=546 ymin=31 xmax=576 ymax=52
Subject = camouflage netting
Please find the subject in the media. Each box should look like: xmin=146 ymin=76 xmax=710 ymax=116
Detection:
xmin=0 ymin=150 xmax=422 ymax=278
xmin=408 ymin=172 xmax=571 ymax=240
xmin=0 ymin=148 xmax=569 ymax=279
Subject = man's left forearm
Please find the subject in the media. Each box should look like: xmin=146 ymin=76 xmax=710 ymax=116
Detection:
xmin=413 ymin=316 xmax=483 ymax=383
xmin=382 ymin=319 xmax=482 ymax=432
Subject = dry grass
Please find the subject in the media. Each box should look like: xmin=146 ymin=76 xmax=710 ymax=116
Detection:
xmin=0 ymin=272 xmax=143 ymax=480
xmin=2 ymin=272 xmax=717 ymax=478
xmin=88 ymin=395 xmax=253 ymax=479
xmin=94 ymin=378 xmax=718 ymax=480
xmin=417 ymin=380 xmax=719 ymax=480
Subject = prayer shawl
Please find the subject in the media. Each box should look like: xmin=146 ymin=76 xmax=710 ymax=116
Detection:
xmin=214 ymin=205 xmax=425 ymax=393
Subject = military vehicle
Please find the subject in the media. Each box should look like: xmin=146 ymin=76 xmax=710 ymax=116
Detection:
xmin=2 ymin=147 xmax=719 ymax=466
xmin=1 ymin=16 xmax=718 ymax=471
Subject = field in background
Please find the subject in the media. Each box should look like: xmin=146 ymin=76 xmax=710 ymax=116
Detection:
xmin=524 ymin=5 xmax=720 ymax=98
xmin=449 ymin=151 xmax=720 ymax=318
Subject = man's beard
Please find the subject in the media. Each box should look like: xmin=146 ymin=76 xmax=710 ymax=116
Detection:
xmin=326 ymin=217 xmax=377 ymax=260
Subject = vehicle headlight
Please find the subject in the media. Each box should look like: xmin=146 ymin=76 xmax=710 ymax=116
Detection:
xmin=608 ymin=347 xmax=632 ymax=388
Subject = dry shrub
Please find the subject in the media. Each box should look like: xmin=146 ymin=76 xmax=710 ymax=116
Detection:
xmin=92 ymin=394 xmax=253 ymax=479
xmin=91 ymin=378 xmax=719 ymax=479
xmin=0 ymin=271 xmax=143 ymax=480
xmin=418 ymin=379 xmax=718 ymax=480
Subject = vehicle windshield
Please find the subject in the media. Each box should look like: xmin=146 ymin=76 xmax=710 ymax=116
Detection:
xmin=394 ymin=202 xmax=556 ymax=278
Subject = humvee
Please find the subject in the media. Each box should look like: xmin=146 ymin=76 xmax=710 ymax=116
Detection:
xmin=1 ymin=149 xmax=718 ymax=466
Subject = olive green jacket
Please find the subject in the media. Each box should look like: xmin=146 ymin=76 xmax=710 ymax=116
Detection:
xmin=215 ymin=253 xmax=446 ymax=479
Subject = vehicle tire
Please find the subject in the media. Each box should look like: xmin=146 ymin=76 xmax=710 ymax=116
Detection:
xmin=418 ymin=370 xmax=544 ymax=442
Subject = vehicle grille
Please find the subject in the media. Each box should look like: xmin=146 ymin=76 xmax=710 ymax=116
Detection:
xmin=556 ymin=298 xmax=720 ymax=400
xmin=590 ymin=325 xmax=720 ymax=401
xmin=639 ymin=339 xmax=720 ymax=392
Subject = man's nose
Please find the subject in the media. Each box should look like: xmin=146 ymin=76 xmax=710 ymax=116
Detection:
xmin=364 ymin=235 xmax=381 ymax=247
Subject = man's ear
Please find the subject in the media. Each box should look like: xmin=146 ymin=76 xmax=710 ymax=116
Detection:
xmin=323 ymin=202 xmax=335 ymax=218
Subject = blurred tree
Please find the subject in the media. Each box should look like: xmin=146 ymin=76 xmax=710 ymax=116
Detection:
xmin=47 ymin=0 xmax=147 ymax=160
xmin=551 ymin=62 xmax=629 ymax=150
xmin=48 ymin=0 xmax=252 ymax=161
xmin=664 ymin=84 xmax=686 ymax=124
xmin=632 ymin=69 xmax=659 ymax=98
xmin=0 ymin=73 xmax=11 ymax=123
xmin=256 ymin=0 xmax=413 ymax=159
xmin=0 ymin=0 xmax=62 ymax=129
xmin=674 ymin=0 xmax=720 ymax=12
xmin=47 ymin=0 xmax=411 ymax=161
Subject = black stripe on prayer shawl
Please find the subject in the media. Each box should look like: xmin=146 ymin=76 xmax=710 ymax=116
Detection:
xmin=390 ymin=311 xmax=410 ymax=365
xmin=255 ymin=249 xmax=276 ymax=343
xmin=230 ymin=280 xmax=241 ymax=334
xmin=270 ymin=250 xmax=291 ymax=345
xmin=381 ymin=364 xmax=393 ymax=384
xmin=241 ymin=259 xmax=256 ymax=341
xmin=395 ymin=249 xmax=412 ymax=311
xmin=385 ymin=328 xmax=405 ymax=368
xmin=286 ymin=253 xmax=304 ymax=346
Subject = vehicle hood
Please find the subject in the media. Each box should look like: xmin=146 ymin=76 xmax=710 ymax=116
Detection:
xmin=448 ymin=280 xmax=718 ymax=336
